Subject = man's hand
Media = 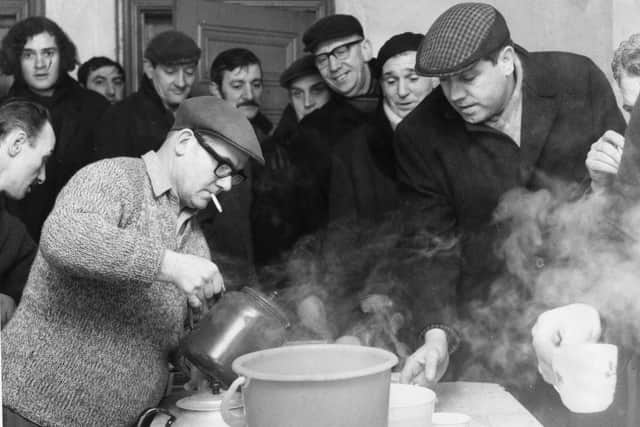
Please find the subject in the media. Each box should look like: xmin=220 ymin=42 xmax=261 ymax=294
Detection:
xmin=400 ymin=328 xmax=449 ymax=387
xmin=158 ymin=250 xmax=224 ymax=309
xmin=586 ymin=130 xmax=625 ymax=192
xmin=531 ymin=303 xmax=602 ymax=385
xmin=0 ymin=293 xmax=16 ymax=328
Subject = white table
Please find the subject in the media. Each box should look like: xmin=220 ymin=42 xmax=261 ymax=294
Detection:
xmin=434 ymin=382 xmax=544 ymax=427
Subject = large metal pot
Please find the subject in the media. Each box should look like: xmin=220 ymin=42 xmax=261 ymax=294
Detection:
xmin=221 ymin=344 xmax=398 ymax=427
xmin=181 ymin=287 xmax=290 ymax=386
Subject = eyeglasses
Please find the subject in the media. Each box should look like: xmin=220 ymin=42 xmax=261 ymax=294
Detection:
xmin=192 ymin=130 xmax=246 ymax=185
xmin=314 ymin=39 xmax=363 ymax=69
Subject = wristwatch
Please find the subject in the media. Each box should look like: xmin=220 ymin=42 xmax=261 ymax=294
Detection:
xmin=419 ymin=323 xmax=461 ymax=355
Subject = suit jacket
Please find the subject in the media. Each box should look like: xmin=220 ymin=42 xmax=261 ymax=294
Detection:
xmin=394 ymin=48 xmax=626 ymax=304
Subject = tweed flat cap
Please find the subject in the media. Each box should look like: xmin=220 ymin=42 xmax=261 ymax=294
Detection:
xmin=144 ymin=30 xmax=201 ymax=66
xmin=279 ymin=56 xmax=319 ymax=88
xmin=416 ymin=3 xmax=511 ymax=77
xmin=303 ymin=14 xmax=364 ymax=53
xmin=172 ymin=96 xmax=264 ymax=165
xmin=377 ymin=32 xmax=424 ymax=74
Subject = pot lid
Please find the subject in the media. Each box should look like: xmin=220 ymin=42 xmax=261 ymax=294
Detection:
xmin=176 ymin=391 xmax=242 ymax=412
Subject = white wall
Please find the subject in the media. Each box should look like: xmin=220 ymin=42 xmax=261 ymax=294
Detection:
xmin=46 ymin=0 xmax=635 ymax=90
xmin=335 ymin=0 xmax=614 ymax=81
xmin=46 ymin=0 xmax=117 ymax=64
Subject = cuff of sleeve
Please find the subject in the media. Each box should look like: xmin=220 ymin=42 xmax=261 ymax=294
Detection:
xmin=419 ymin=323 xmax=461 ymax=355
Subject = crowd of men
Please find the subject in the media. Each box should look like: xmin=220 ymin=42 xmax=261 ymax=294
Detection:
xmin=1 ymin=2 xmax=640 ymax=426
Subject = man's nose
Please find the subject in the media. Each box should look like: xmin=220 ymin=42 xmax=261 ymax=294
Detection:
xmin=447 ymin=80 xmax=466 ymax=103
xmin=328 ymin=55 xmax=341 ymax=72
xmin=242 ymin=84 xmax=254 ymax=100
xmin=397 ymin=79 xmax=409 ymax=98
xmin=174 ymin=70 xmax=187 ymax=88
xmin=34 ymin=53 xmax=46 ymax=69
xmin=303 ymin=92 xmax=314 ymax=108
xmin=36 ymin=166 xmax=46 ymax=184
xmin=217 ymin=176 xmax=232 ymax=192
xmin=105 ymin=81 xmax=115 ymax=97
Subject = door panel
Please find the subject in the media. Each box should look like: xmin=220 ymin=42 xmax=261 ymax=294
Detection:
xmin=176 ymin=1 xmax=317 ymax=125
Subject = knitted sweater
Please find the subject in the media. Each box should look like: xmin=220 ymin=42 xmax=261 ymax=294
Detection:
xmin=1 ymin=155 xmax=210 ymax=426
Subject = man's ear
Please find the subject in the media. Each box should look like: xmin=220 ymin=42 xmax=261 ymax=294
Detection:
xmin=498 ymin=45 xmax=516 ymax=76
xmin=360 ymin=39 xmax=374 ymax=63
xmin=5 ymin=129 xmax=26 ymax=158
xmin=142 ymin=58 xmax=155 ymax=80
xmin=174 ymin=128 xmax=194 ymax=156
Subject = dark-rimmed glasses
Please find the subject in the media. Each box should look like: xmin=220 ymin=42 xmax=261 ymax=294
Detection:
xmin=314 ymin=39 xmax=363 ymax=69
xmin=192 ymin=130 xmax=246 ymax=185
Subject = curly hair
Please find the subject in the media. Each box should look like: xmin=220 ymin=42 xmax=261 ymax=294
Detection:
xmin=0 ymin=16 xmax=78 ymax=77
xmin=612 ymin=34 xmax=640 ymax=83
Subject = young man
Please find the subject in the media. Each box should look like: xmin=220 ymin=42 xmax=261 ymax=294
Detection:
xmin=395 ymin=2 xmax=625 ymax=406
xmin=94 ymin=30 xmax=200 ymax=160
xmin=2 ymin=96 xmax=263 ymax=427
xmin=0 ymin=99 xmax=54 ymax=328
xmin=0 ymin=16 xmax=109 ymax=240
xmin=77 ymin=56 xmax=125 ymax=104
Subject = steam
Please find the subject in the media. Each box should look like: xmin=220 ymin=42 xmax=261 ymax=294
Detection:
xmin=251 ymin=176 xmax=640 ymax=393
xmin=257 ymin=209 xmax=459 ymax=366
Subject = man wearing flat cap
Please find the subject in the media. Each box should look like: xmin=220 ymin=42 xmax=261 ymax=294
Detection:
xmin=303 ymin=14 xmax=380 ymax=113
xmin=394 ymin=2 xmax=625 ymax=413
xmin=95 ymin=30 xmax=201 ymax=160
xmin=2 ymin=96 xmax=263 ymax=427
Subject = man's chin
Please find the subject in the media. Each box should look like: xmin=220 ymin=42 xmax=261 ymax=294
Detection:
xmin=239 ymin=106 xmax=259 ymax=120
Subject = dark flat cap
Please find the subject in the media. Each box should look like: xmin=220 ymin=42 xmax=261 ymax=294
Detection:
xmin=172 ymin=96 xmax=264 ymax=165
xmin=144 ymin=30 xmax=201 ymax=66
xmin=377 ymin=32 xmax=424 ymax=74
xmin=303 ymin=14 xmax=364 ymax=53
xmin=279 ymin=56 xmax=319 ymax=88
xmin=416 ymin=3 xmax=511 ymax=77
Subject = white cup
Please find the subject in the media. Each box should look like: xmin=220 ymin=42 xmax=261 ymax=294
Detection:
xmin=431 ymin=412 xmax=471 ymax=427
xmin=551 ymin=342 xmax=618 ymax=413
xmin=388 ymin=383 xmax=436 ymax=427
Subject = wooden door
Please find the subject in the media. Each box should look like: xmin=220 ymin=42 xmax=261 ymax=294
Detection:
xmin=176 ymin=0 xmax=319 ymax=125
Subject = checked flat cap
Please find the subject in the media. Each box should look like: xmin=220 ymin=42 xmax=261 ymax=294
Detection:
xmin=416 ymin=3 xmax=511 ymax=77
xmin=172 ymin=96 xmax=264 ymax=165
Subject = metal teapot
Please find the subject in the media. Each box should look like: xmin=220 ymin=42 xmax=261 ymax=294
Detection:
xmin=181 ymin=286 xmax=290 ymax=386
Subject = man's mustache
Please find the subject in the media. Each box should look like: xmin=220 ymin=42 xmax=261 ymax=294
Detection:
xmin=237 ymin=100 xmax=259 ymax=108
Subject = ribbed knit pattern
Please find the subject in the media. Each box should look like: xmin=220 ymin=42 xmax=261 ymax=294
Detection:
xmin=1 ymin=157 xmax=210 ymax=426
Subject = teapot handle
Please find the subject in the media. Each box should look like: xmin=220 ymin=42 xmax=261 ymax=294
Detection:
xmin=221 ymin=376 xmax=247 ymax=427
xmin=136 ymin=407 xmax=176 ymax=427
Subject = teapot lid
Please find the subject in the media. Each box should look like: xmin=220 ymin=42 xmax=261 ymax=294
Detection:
xmin=176 ymin=391 xmax=242 ymax=412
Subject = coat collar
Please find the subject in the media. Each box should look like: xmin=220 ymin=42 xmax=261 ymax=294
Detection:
xmin=517 ymin=46 xmax=559 ymax=183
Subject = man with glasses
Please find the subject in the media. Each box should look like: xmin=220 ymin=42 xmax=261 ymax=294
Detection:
xmin=94 ymin=30 xmax=201 ymax=160
xmin=2 ymin=96 xmax=264 ymax=427
xmin=303 ymin=14 xmax=380 ymax=113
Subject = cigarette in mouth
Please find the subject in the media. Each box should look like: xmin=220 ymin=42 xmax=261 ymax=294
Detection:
xmin=211 ymin=193 xmax=223 ymax=213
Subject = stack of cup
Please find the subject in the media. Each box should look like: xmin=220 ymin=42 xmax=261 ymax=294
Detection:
xmin=551 ymin=342 xmax=618 ymax=413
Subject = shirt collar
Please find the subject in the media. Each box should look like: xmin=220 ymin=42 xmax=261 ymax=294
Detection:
xmin=484 ymin=53 xmax=524 ymax=146
xmin=142 ymin=150 xmax=173 ymax=198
